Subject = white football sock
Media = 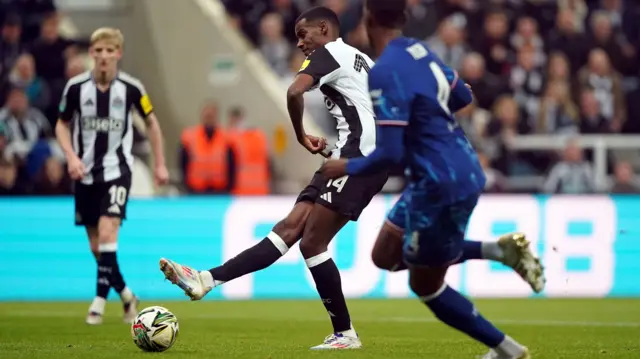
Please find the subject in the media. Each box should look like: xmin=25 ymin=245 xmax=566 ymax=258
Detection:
xmin=481 ymin=242 xmax=504 ymax=261
xmin=119 ymin=287 xmax=134 ymax=303
xmin=89 ymin=297 xmax=107 ymax=315
xmin=200 ymin=270 xmax=224 ymax=289
xmin=493 ymin=335 xmax=526 ymax=357
xmin=338 ymin=324 xmax=357 ymax=338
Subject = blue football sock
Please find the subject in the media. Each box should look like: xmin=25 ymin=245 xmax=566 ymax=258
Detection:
xmin=455 ymin=240 xmax=483 ymax=264
xmin=422 ymin=285 xmax=505 ymax=348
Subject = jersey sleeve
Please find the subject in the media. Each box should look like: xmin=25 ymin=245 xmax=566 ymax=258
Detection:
xmin=131 ymin=83 xmax=154 ymax=120
xmin=298 ymin=46 xmax=341 ymax=87
xmin=58 ymin=82 xmax=79 ymax=123
xmin=368 ymin=66 xmax=413 ymax=126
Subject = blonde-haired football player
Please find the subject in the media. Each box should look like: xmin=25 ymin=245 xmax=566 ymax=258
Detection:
xmin=56 ymin=27 xmax=169 ymax=325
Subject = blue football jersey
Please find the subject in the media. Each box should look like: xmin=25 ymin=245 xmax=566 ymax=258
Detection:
xmin=368 ymin=37 xmax=486 ymax=204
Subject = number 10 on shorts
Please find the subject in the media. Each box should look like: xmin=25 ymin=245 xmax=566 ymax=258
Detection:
xmin=109 ymin=185 xmax=127 ymax=206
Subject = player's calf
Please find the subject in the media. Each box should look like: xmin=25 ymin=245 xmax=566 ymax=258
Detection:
xmin=371 ymin=221 xmax=404 ymax=271
xmin=92 ymin=217 xmax=137 ymax=323
xmin=409 ymin=265 xmax=528 ymax=359
xmin=300 ymin=204 xmax=358 ymax=348
xmin=160 ymin=202 xmax=313 ymax=300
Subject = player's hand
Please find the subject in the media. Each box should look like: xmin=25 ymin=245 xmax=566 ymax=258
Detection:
xmin=154 ymin=165 xmax=170 ymax=186
xmin=67 ymin=155 xmax=85 ymax=180
xmin=465 ymin=83 xmax=472 ymax=92
xmin=320 ymin=159 xmax=348 ymax=178
xmin=299 ymin=134 xmax=328 ymax=156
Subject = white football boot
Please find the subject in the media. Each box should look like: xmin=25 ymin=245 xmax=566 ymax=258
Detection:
xmin=498 ymin=233 xmax=545 ymax=293
xmin=86 ymin=312 xmax=103 ymax=325
xmin=122 ymin=296 xmax=139 ymax=324
xmin=480 ymin=347 xmax=531 ymax=359
xmin=310 ymin=333 xmax=362 ymax=350
xmin=159 ymin=258 xmax=211 ymax=300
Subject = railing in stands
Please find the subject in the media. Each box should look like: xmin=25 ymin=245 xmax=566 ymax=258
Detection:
xmin=506 ymin=135 xmax=640 ymax=191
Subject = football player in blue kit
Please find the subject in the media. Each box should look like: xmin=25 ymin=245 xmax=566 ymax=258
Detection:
xmin=321 ymin=1 xmax=536 ymax=358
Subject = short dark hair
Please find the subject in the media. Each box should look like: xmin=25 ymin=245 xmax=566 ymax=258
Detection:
xmin=366 ymin=0 xmax=407 ymax=29
xmin=229 ymin=106 xmax=244 ymax=118
xmin=295 ymin=6 xmax=340 ymax=28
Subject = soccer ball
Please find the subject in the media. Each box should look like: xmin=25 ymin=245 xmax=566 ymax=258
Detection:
xmin=131 ymin=306 xmax=179 ymax=352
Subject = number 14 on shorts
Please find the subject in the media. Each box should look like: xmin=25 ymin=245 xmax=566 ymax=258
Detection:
xmin=326 ymin=175 xmax=348 ymax=193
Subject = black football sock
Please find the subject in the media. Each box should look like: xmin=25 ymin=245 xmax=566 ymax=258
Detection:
xmin=306 ymin=252 xmax=354 ymax=334
xmin=209 ymin=231 xmax=289 ymax=283
xmin=110 ymin=251 xmax=126 ymax=293
xmin=96 ymin=244 xmax=117 ymax=301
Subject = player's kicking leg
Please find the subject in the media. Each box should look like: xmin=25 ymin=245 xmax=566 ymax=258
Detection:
xmin=407 ymin=195 xmax=530 ymax=359
xmin=159 ymin=201 xmax=313 ymax=300
xmin=373 ymin=195 xmax=545 ymax=293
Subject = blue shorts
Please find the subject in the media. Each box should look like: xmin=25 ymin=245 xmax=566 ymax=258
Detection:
xmin=387 ymin=191 xmax=479 ymax=267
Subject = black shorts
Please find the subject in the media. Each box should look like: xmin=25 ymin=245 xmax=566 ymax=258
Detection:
xmin=295 ymin=168 xmax=389 ymax=221
xmin=74 ymin=175 xmax=132 ymax=227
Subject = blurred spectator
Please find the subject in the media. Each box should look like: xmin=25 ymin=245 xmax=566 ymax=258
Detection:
xmin=542 ymin=139 xmax=596 ymax=194
xmin=427 ymin=16 xmax=468 ymax=70
xmin=579 ymin=89 xmax=609 ymax=133
xmin=610 ymin=160 xmax=640 ymax=193
xmin=587 ymin=10 xmax=636 ymax=76
xmin=0 ymin=13 xmax=25 ymax=80
xmin=478 ymin=150 xmax=507 ymax=193
xmin=31 ymin=155 xmax=70 ymax=195
xmin=221 ymin=0 xmax=270 ymax=45
xmin=46 ymin=55 xmax=86 ymax=123
xmin=1 ymin=0 xmax=56 ymax=44
xmin=558 ymin=0 xmax=588 ymax=33
xmin=577 ymin=48 xmax=625 ymax=131
xmin=536 ymin=80 xmax=579 ymax=135
xmin=0 ymin=156 xmax=20 ymax=195
xmin=545 ymin=52 xmax=578 ymax=98
xmin=0 ymin=86 xmax=50 ymax=162
xmin=471 ymin=9 xmax=511 ymax=75
xmin=403 ymin=0 xmax=440 ymax=40
xmin=547 ymin=8 xmax=591 ymax=74
xmin=486 ymin=95 xmax=532 ymax=175
xmin=455 ymin=100 xmax=491 ymax=149
xmin=510 ymin=45 xmax=545 ymax=123
xmin=0 ymin=119 xmax=13 ymax=161
xmin=29 ymin=12 xmax=81 ymax=83
xmin=460 ymin=52 xmax=507 ymax=109
xmin=4 ymin=53 xmax=50 ymax=112
xmin=180 ymin=101 xmax=236 ymax=194
xmin=510 ymin=16 xmax=546 ymax=67
xmin=271 ymin=0 xmax=303 ymax=44
xmin=227 ymin=106 xmax=271 ymax=195
xmin=259 ymin=13 xmax=291 ymax=78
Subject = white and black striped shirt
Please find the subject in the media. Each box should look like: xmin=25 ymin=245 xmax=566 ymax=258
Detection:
xmin=299 ymin=38 xmax=376 ymax=159
xmin=59 ymin=71 xmax=154 ymax=184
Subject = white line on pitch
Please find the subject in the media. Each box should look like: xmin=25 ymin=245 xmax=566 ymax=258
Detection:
xmin=2 ymin=311 xmax=639 ymax=328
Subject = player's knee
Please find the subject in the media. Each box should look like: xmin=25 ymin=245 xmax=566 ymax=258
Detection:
xmin=298 ymin=236 xmax=326 ymax=258
xmin=371 ymin=247 xmax=394 ymax=270
xmin=272 ymin=203 xmax=312 ymax=247
xmin=97 ymin=217 xmax=120 ymax=243
xmin=409 ymin=270 xmax=446 ymax=297
xmin=272 ymin=217 xmax=303 ymax=247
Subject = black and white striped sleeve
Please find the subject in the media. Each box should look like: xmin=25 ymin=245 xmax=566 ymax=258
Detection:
xmin=58 ymin=82 xmax=79 ymax=123
xmin=298 ymin=46 xmax=341 ymax=87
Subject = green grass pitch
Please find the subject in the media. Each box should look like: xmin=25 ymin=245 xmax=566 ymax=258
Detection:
xmin=1 ymin=298 xmax=639 ymax=358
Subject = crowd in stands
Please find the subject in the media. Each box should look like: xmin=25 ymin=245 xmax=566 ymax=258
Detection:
xmin=223 ymin=0 xmax=640 ymax=194
xmin=0 ymin=0 xmax=86 ymax=195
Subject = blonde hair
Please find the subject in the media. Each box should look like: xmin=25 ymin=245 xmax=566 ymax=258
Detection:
xmin=90 ymin=27 xmax=124 ymax=49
